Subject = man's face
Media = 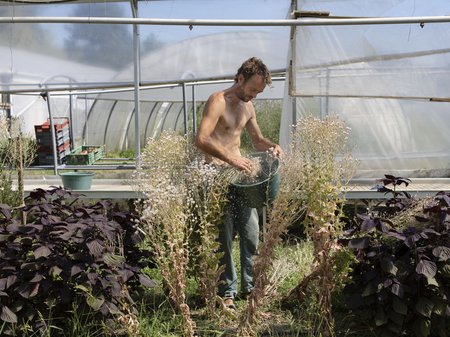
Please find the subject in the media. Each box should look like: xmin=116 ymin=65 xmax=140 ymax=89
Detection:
xmin=236 ymin=74 xmax=266 ymax=102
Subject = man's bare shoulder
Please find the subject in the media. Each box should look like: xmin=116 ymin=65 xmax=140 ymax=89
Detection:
xmin=207 ymin=91 xmax=226 ymax=104
xmin=204 ymin=91 xmax=226 ymax=116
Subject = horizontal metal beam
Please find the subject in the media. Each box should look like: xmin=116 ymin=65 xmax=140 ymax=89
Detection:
xmin=0 ymin=15 xmax=450 ymax=26
xmin=19 ymin=177 xmax=450 ymax=200
xmin=5 ymin=71 xmax=286 ymax=95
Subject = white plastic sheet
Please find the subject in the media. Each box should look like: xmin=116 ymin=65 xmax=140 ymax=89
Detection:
xmin=281 ymin=0 xmax=450 ymax=177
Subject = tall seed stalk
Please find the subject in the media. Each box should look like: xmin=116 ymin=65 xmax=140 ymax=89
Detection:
xmin=185 ymin=159 xmax=229 ymax=317
xmin=0 ymin=116 xmax=37 ymax=218
xmin=239 ymin=116 xmax=357 ymax=336
xmin=285 ymin=116 xmax=357 ymax=336
xmin=133 ymin=131 xmax=230 ymax=335
xmin=133 ymin=132 xmax=196 ymax=337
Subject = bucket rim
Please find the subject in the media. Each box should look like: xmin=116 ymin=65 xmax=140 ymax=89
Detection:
xmin=230 ymin=152 xmax=280 ymax=188
xmin=59 ymin=172 xmax=95 ymax=177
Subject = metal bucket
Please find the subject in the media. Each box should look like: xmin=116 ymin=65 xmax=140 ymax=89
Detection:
xmin=230 ymin=152 xmax=280 ymax=208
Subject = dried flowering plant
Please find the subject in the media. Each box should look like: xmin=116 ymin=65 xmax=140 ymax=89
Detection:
xmin=0 ymin=117 xmax=21 ymax=206
xmin=0 ymin=116 xmax=37 ymax=208
xmin=132 ymin=131 xmax=231 ymax=335
xmin=284 ymin=116 xmax=357 ymax=335
xmin=184 ymin=159 xmax=229 ymax=317
xmin=239 ymin=116 xmax=357 ymax=336
xmin=132 ymin=131 xmax=196 ymax=337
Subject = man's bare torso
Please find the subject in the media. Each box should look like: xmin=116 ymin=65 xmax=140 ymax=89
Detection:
xmin=205 ymin=91 xmax=253 ymax=165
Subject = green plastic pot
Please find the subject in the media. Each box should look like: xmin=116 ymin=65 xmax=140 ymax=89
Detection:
xmin=60 ymin=172 xmax=95 ymax=190
xmin=231 ymin=152 xmax=280 ymax=208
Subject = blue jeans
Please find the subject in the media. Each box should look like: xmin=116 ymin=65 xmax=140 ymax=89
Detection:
xmin=218 ymin=188 xmax=259 ymax=299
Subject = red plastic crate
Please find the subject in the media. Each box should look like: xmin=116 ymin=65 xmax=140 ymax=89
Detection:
xmin=34 ymin=117 xmax=69 ymax=134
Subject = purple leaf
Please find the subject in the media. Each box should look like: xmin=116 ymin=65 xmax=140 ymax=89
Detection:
xmin=422 ymin=228 xmax=440 ymax=236
xmin=348 ymin=237 xmax=370 ymax=249
xmin=40 ymin=203 xmax=53 ymax=214
xmin=386 ymin=231 xmax=406 ymax=241
xmin=105 ymin=302 xmax=121 ymax=315
xmin=118 ymin=269 xmax=134 ymax=283
xmin=361 ymin=218 xmax=377 ymax=232
xmin=27 ymin=188 xmax=49 ymax=201
xmin=6 ymin=223 xmax=20 ymax=233
xmin=1 ymin=306 xmax=17 ymax=323
xmin=139 ymin=274 xmax=156 ymax=288
xmin=87 ymin=273 xmax=98 ymax=284
xmin=60 ymin=230 xmax=74 ymax=241
xmin=401 ymin=191 xmax=412 ymax=198
xmin=49 ymin=266 xmax=62 ymax=277
xmin=71 ymin=264 xmax=83 ymax=277
xmin=416 ymin=260 xmax=437 ymax=278
xmin=432 ymin=246 xmax=450 ymax=262
xmin=34 ymin=246 xmax=52 ymax=259
xmin=0 ymin=204 xmax=12 ymax=220
xmin=396 ymin=178 xmax=411 ymax=187
xmin=29 ymin=283 xmax=40 ymax=298
xmin=391 ymin=283 xmax=405 ymax=298
xmin=86 ymin=240 xmax=104 ymax=257
xmin=6 ymin=275 xmax=17 ymax=289
xmin=381 ymin=258 xmax=398 ymax=275
xmin=29 ymin=273 xmax=43 ymax=283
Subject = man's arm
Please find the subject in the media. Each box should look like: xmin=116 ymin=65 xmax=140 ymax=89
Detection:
xmin=246 ymin=106 xmax=284 ymax=158
xmin=195 ymin=94 xmax=255 ymax=172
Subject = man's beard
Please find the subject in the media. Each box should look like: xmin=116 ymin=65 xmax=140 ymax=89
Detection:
xmin=237 ymin=87 xmax=251 ymax=102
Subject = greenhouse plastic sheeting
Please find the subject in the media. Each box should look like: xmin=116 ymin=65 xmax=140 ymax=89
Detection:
xmin=0 ymin=0 xmax=290 ymax=151
xmin=291 ymin=0 xmax=450 ymax=100
xmin=280 ymin=0 xmax=450 ymax=178
xmin=0 ymin=0 xmax=290 ymax=92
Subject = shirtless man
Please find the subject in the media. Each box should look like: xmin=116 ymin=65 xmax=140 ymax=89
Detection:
xmin=195 ymin=57 xmax=283 ymax=309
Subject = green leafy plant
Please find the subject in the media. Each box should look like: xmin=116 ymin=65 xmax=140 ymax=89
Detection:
xmin=342 ymin=178 xmax=450 ymax=337
xmin=0 ymin=187 xmax=154 ymax=336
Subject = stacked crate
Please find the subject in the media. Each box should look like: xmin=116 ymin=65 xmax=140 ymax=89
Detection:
xmin=34 ymin=117 xmax=71 ymax=165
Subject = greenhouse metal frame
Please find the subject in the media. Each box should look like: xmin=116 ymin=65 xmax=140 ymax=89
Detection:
xmin=0 ymin=0 xmax=449 ymax=181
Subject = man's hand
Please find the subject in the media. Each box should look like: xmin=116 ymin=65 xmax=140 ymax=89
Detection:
xmin=229 ymin=155 xmax=255 ymax=174
xmin=268 ymin=145 xmax=284 ymax=159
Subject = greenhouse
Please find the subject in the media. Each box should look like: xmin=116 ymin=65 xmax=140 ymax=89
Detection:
xmin=0 ymin=0 xmax=449 ymax=336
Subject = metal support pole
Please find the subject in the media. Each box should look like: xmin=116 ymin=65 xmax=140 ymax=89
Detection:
xmin=69 ymin=94 xmax=74 ymax=150
xmin=43 ymin=92 xmax=58 ymax=175
xmin=182 ymin=83 xmax=188 ymax=134
xmin=292 ymin=96 xmax=297 ymax=126
xmin=192 ymin=84 xmax=197 ymax=133
xmin=132 ymin=1 xmax=141 ymax=169
xmin=2 ymin=16 xmax=450 ymax=26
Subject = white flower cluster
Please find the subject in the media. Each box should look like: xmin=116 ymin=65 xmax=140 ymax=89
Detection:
xmin=0 ymin=116 xmax=10 ymax=141
xmin=184 ymin=158 xmax=220 ymax=189
xmin=132 ymin=131 xmax=229 ymax=237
